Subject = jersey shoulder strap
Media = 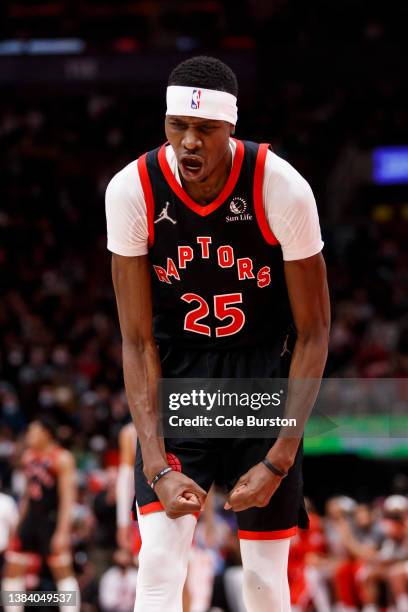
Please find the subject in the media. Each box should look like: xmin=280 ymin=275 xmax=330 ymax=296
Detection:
xmin=242 ymin=140 xmax=279 ymax=245
xmin=137 ymin=148 xmax=159 ymax=248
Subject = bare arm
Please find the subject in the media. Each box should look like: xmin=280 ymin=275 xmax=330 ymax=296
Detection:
xmin=266 ymin=251 xmax=331 ymax=470
xmin=49 ymin=449 xmax=77 ymax=554
xmin=116 ymin=424 xmax=136 ymax=546
xmin=336 ymin=518 xmax=377 ymax=561
xmin=226 ymin=252 xmax=330 ymax=511
xmin=118 ymin=422 xmax=137 ymax=467
xmin=56 ymin=450 xmax=77 ymax=534
xmin=112 ymin=254 xmax=206 ymax=517
xmin=112 ymin=254 xmax=166 ymax=481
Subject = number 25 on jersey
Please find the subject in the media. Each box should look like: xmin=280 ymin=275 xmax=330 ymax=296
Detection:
xmin=181 ymin=292 xmax=245 ymax=337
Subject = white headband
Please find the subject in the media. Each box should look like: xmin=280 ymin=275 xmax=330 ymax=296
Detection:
xmin=166 ymin=85 xmax=238 ymax=125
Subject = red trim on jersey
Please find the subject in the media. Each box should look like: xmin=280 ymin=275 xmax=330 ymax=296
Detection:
xmin=253 ymin=143 xmax=279 ymax=245
xmin=238 ymin=526 xmax=298 ymax=540
xmin=137 ymin=154 xmax=155 ymax=247
xmin=157 ymin=139 xmax=245 ymax=217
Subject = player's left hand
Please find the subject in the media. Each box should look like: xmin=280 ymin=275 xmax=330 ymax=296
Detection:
xmin=224 ymin=462 xmax=283 ymax=512
xmin=50 ymin=529 xmax=70 ymax=554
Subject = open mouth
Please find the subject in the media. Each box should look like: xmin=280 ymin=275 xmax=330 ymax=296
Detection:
xmin=180 ymin=155 xmax=204 ymax=177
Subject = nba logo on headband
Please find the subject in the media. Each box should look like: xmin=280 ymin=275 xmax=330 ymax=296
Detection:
xmin=166 ymin=85 xmax=238 ymax=125
xmin=191 ymin=89 xmax=201 ymax=109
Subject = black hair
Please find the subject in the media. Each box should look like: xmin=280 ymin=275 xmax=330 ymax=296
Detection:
xmin=33 ymin=414 xmax=58 ymax=440
xmin=168 ymin=56 xmax=238 ymax=98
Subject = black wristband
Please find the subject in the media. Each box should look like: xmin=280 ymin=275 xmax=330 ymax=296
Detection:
xmin=262 ymin=458 xmax=288 ymax=478
xmin=149 ymin=466 xmax=172 ymax=489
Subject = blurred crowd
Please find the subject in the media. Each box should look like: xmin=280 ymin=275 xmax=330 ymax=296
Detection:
xmin=3 ymin=468 xmax=408 ymax=612
xmin=2 ymin=0 xmax=408 ymax=59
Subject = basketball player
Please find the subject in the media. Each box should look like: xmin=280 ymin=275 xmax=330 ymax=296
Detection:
xmin=106 ymin=56 xmax=330 ymax=611
xmin=2 ymin=416 xmax=80 ymax=612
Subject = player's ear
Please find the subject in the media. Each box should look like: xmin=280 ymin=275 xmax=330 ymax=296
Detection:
xmin=229 ymin=123 xmax=235 ymax=136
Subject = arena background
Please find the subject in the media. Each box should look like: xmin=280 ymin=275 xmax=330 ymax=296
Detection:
xmin=1 ymin=1 xmax=407 ymax=610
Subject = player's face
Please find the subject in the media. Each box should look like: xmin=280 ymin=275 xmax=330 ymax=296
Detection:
xmin=165 ymin=115 xmax=233 ymax=183
xmin=26 ymin=422 xmax=48 ymax=449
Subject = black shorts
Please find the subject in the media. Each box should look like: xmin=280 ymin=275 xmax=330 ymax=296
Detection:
xmin=135 ymin=341 xmax=309 ymax=540
xmin=16 ymin=514 xmax=56 ymax=558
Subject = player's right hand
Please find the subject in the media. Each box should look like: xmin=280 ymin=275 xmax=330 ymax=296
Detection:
xmin=154 ymin=471 xmax=206 ymax=519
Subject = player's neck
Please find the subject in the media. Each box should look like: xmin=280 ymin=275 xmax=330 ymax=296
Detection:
xmin=180 ymin=148 xmax=232 ymax=205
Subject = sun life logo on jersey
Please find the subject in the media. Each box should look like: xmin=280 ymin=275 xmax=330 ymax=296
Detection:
xmin=226 ymin=197 xmax=252 ymax=222
xmin=191 ymin=89 xmax=201 ymax=109
xmin=230 ymin=197 xmax=247 ymax=214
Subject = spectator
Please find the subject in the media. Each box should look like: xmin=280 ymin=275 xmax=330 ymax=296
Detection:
xmin=92 ymin=468 xmax=118 ymax=575
xmin=98 ymin=549 xmax=137 ymax=612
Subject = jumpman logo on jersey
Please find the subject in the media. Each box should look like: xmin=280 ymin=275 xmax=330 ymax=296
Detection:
xmin=154 ymin=202 xmax=177 ymax=225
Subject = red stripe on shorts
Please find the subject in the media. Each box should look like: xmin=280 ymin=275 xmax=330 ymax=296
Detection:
xmin=238 ymin=526 xmax=298 ymax=540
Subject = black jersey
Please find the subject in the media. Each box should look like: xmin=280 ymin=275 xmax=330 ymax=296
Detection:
xmin=22 ymin=447 xmax=60 ymax=516
xmin=138 ymin=139 xmax=294 ymax=351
